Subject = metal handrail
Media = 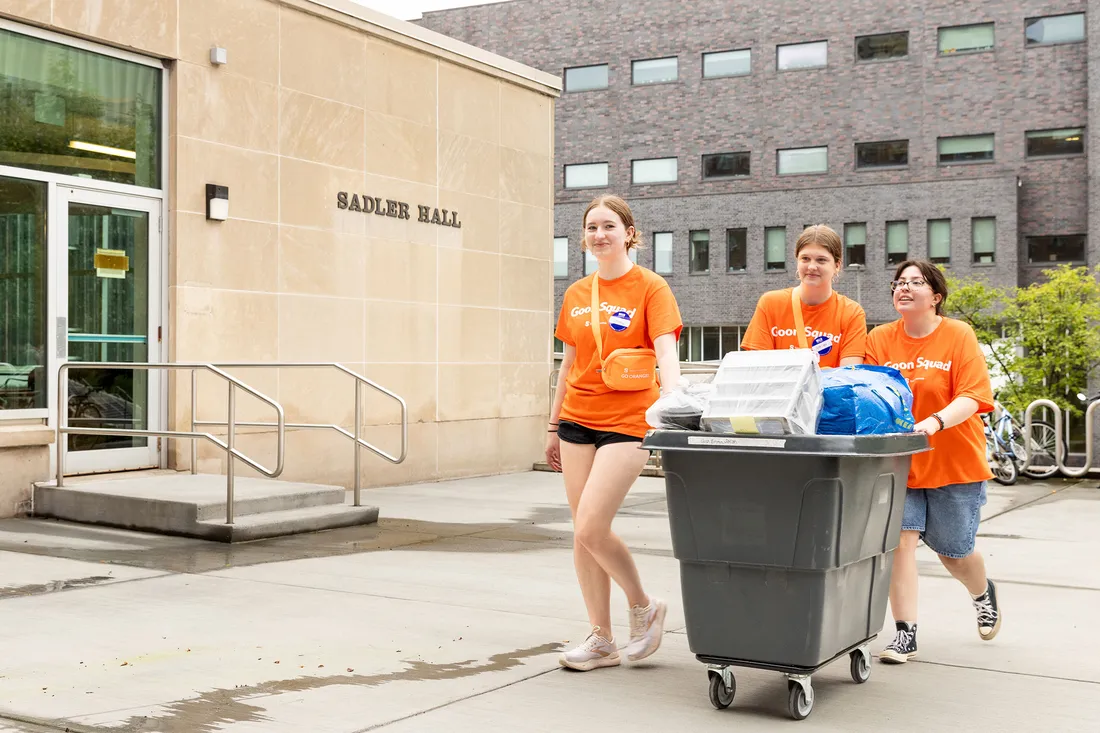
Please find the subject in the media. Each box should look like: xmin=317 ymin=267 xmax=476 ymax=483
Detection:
xmin=1024 ymin=398 xmax=1098 ymax=479
xmin=57 ymin=362 xmax=285 ymax=524
xmin=195 ymin=363 xmax=408 ymax=508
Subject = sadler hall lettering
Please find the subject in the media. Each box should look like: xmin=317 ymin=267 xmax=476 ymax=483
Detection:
xmin=336 ymin=192 xmax=461 ymax=228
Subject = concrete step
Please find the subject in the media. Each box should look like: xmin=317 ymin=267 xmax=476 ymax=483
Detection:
xmin=33 ymin=473 xmax=378 ymax=543
xmin=193 ymin=503 xmax=380 ymax=543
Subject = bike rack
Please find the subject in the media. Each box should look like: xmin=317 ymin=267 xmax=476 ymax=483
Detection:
xmin=1023 ymin=398 xmax=1099 ymax=479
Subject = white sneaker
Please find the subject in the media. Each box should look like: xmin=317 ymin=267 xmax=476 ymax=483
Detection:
xmin=625 ymin=596 xmax=667 ymax=662
xmin=558 ymin=627 xmax=621 ymax=671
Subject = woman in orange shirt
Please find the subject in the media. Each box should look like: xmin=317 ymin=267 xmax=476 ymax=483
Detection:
xmin=741 ymin=225 xmax=866 ymax=368
xmin=547 ymin=195 xmax=683 ymax=671
xmin=865 ymin=260 xmax=1001 ymax=665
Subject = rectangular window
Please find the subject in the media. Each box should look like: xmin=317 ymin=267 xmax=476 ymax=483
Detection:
xmin=844 ymin=223 xmax=867 ymax=266
xmin=632 ymin=57 xmax=678 ymax=85
xmin=654 ymin=231 xmax=673 ymax=274
xmin=553 ymin=236 xmax=569 ymax=278
xmin=886 ymin=221 xmax=909 ymax=265
xmin=777 ymin=41 xmax=828 ymax=70
xmin=938 ymin=134 xmax=994 ymax=164
xmin=703 ymin=49 xmax=751 ymax=78
xmin=690 ymin=231 xmax=710 ymax=273
xmin=0 ymin=28 xmax=162 ymax=188
xmin=765 ymin=227 xmax=787 ymax=271
xmin=928 ymin=219 xmax=951 ymax=264
xmin=584 ymin=248 xmax=597 ymax=275
xmin=1025 ymin=13 xmax=1086 ymax=46
xmin=778 ymin=146 xmax=828 ymax=175
xmin=703 ymin=326 xmax=720 ymax=361
xmin=553 ymin=337 xmax=565 ymax=356
xmin=726 ymin=228 xmax=747 ymax=271
xmin=972 ymin=218 xmax=996 ymax=264
xmin=632 ymin=157 xmax=678 ymax=184
xmin=564 ymin=64 xmax=609 ymax=92
xmin=856 ymin=140 xmax=908 ymax=168
xmin=564 ymin=162 xmax=608 ymax=189
xmin=1027 ymin=234 xmax=1086 ymax=264
xmin=1026 ymin=127 xmax=1085 ymax=157
xmin=721 ymin=326 xmax=741 ymax=355
xmin=939 ymin=23 xmax=995 ymax=55
xmin=702 ymin=152 xmax=750 ymax=179
xmin=856 ymin=31 xmax=909 ymax=61
xmin=0 ymin=175 xmax=47 ymax=413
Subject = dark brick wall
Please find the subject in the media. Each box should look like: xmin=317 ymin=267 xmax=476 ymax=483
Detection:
xmin=420 ymin=0 xmax=1090 ymax=324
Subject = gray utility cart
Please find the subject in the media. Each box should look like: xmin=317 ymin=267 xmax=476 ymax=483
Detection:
xmin=641 ymin=430 xmax=928 ymax=721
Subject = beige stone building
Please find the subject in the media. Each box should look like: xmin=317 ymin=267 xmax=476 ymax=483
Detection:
xmin=0 ymin=0 xmax=559 ymax=518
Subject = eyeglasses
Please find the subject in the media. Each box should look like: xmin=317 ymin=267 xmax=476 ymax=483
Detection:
xmin=890 ymin=278 xmax=928 ymax=292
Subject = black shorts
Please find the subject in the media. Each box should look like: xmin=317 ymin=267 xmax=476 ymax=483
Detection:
xmin=557 ymin=420 xmax=643 ymax=450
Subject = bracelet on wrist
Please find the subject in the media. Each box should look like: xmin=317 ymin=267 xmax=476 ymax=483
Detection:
xmin=930 ymin=412 xmax=946 ymax=432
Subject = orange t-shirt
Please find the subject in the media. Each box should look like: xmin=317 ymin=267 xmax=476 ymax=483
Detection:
xmin=554 ymin=266 xmax=683 ymax=438
xmin=865 ymin=318 xmax=994 ymax=489
xmin=740 ymin=288 xmax=867 ymax=369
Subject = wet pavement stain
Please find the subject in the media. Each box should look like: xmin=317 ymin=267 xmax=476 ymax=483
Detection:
xmin=62 ymin=642 xmax=562 ymax=733
xmin=0 ymin=576 xmax=114 ymax=599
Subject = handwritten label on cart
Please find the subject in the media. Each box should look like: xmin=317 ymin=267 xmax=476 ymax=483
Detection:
xmin=687 ymin=436 xmax=787 ymax=449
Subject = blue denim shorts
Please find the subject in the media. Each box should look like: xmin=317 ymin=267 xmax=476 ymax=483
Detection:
xmin=901 ymin=481 xmax=987 ymax=559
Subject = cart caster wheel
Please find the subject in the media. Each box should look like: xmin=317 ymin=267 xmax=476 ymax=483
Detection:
xmin=850 ymin=649 xmax=871 ymax=684
xmin=708 ymin=671 xmax=735 ymax=709
xmin=787 ymin=680 xmax=814 ymax=720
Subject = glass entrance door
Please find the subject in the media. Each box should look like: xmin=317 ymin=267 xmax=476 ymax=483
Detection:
xmin=59 ymin=187 xmax=160 ymax=474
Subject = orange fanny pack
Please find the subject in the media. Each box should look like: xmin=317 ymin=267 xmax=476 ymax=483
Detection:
xmin=590 ymin=273 xmax=657 ymax=391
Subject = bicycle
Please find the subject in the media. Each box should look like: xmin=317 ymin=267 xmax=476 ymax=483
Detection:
xmin=984 ymin=401 xmax=1059 ymax=482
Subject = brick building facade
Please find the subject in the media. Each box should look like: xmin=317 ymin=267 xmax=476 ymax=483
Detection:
xmin=420 ymin=3 xmax=1098 ymax=399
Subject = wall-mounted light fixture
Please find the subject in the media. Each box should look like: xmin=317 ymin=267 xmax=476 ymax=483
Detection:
xmin=206 ymin=184 xmax=229 ymax=221
xmin=210 ymin=46 xmax=228 ymax=66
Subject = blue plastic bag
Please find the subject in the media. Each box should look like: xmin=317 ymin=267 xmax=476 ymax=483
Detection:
xmin=816 ymin=365 xmax=916 ymax=435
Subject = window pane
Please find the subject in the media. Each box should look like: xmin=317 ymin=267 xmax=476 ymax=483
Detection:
xmin=703 ymin=152 xmax=750 ymax=179
xmin=703 ymin=326 xmax=720 ymax=361
xmin=564 ymin=64 xmax=608 ymax=92
xmin=584 ymin=249 xmax=597 ymax=274
xmin=1026 ymin=128 xmax=1085 ymax=157
xmin=765 ymin=227 xmax=786 ymax=270
xmin=1026 ymin=13 xmax=1086 ymax=46
xmin=703 ymin=49 xmax=750 ymax=78
xmin=564 ymin=162 xmax=608 ymax=188
xmin=778 ymin=146 xmax=828 ymax=174
xmin=939 ymin=24 xmax=995 ymax=54
xmin=856 ymin=140 xmax=908 ymax=168
xmin=856 ymin=32 xmax=909 ymax=61
xmin=721 ymin=326 xmax=740 ymax=354
xmin=679 ymin=331 xmax=689 ymax=361
xmin=689 ymin=326 xmax=702 ymax=361
xmin=690 ymin=230 xmax=710 ymax=273
xmin=0 ymin=28 xmax=161 ymax=188
xmin=928 ymin=220 xmax=951 ymax=263
xmin=938 ymin=134 xmax=994 ymax=163
xmin=777 ymin=41 xmax=828 ymax=70
xmin=633 ymin=158 xmax=677 ymax=184
xmin=633 ymin=57 xmax=678 ymax=84
xmin=553 ymin=337 xmax=564 ymax=356
xmin=726 ymin=228 xmax=747 ymax=271
xmin=1027 ymin=235 xmax=1086 ymax=263
xmin=553 ymin=236 xmax=569 ymax=278
xmin=972 ymin=218 xmax=996 ymax=263
xmin=0 ymin=175 xmax=47 ymax=411
xmin=654 ymin=231 xmax=673 ymax=274
xmin=845 ymin=223 xmax=867 ymax=266
xmin=886 ymin=221 xmax=909 ymax=264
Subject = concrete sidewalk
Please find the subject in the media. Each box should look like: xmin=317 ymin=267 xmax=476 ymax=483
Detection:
xmin=0 ymin=472 xmax=1097 ymax=732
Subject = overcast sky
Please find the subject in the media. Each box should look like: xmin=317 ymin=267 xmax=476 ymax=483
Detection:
xmin=351 ymin=1 xmax=512 ymax=21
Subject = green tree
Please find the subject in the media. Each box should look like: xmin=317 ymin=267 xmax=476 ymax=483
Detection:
xmin=944 ymin=266 xmax=1100 ymax=416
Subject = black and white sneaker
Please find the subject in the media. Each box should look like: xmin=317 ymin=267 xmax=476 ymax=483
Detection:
xmin=973 ymin=579 xmax=1002 ymax=641
xmin=880 ymin=621 xmax=918 ymax=664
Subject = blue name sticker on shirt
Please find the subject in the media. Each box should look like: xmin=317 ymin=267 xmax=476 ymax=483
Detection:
xmin=609 ymin=310 xmax=632 ymax=332
xmin=812 ymin=334 xmax=833 ymax=357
